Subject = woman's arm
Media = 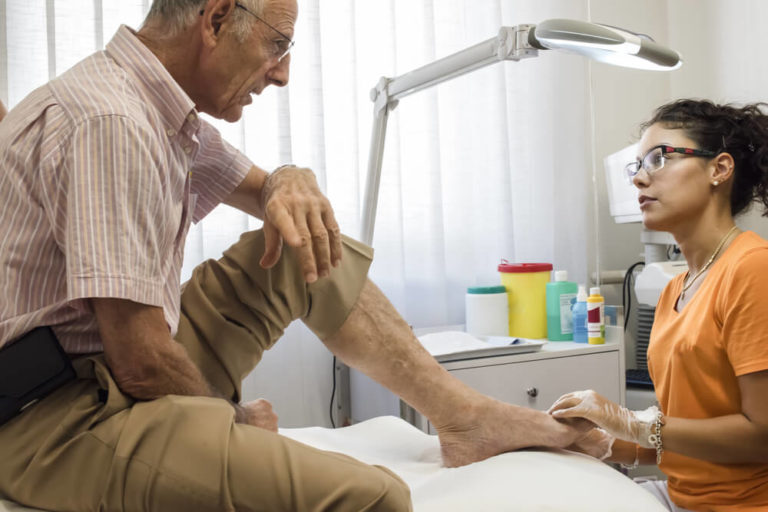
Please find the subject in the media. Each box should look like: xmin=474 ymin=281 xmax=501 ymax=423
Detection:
xmin=661 ymin=370 xmax=768 ymax=464
xmin=605 ymin=439 xmax=657 ymax=466
xmin=551 ymin=372 xmax=768 ymax=465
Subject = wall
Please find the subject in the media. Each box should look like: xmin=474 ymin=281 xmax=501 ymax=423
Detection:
xmin=667 ymin=0 xmax=768 ymax=238
xmin=579 ymin=0 xmax=768 ymax=371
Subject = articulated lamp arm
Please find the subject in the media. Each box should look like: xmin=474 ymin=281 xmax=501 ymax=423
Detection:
xmin=360 ymin=25 xmax=539 ymax=245
xmin=358 ymin=19 xmax=681 ymax=245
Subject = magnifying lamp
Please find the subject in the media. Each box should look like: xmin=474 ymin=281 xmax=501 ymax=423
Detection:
xmin=339 ymin=19 xmax=681 ymax=427
xmin=360 ymin=18 xmax=682 ymax=244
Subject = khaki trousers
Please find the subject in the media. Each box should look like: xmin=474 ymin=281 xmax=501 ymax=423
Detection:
xmin=0 ymin=230 xmax=412 ymax=512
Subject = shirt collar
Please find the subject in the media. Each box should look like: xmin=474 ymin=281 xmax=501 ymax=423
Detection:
xmin=105 ymin=25 xmax=200 ymax=134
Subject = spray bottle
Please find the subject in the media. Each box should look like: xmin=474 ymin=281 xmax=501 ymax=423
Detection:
xmin=571 ymin=285 xmax=588 ymax=343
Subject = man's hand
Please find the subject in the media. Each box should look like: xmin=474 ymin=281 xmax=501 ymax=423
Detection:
xmin=238 ymin=399 xmax=279 ymax=432
xmin=260 ymin=166 xmax=342 ymax=283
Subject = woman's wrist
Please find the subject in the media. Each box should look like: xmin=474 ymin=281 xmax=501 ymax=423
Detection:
xmin=620 ymin=443 xmax=640 ymax=469
xmin=605 ymin=439 xmax=640 ymax=466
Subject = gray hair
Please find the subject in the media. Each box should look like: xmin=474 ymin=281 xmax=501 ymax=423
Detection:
xmin=143 ymin=0 xmax=264 ymax=41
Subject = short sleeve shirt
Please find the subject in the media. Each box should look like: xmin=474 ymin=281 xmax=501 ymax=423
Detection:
xmin=648 ymin=231 xmax=768 ymax=510
xmin=0 ymin=26 xmax=252 ymax=353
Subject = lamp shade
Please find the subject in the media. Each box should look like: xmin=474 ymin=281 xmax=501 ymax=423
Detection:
xmin=529 ymin=18 xmax=682 ymax=71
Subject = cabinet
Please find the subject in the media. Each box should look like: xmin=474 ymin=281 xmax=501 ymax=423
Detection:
xmin=404 ymin=333 xmax=625 ymax=434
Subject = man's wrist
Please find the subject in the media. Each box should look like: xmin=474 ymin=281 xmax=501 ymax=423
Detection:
xmin=232 ymin=402 xmax=248 ymax=424
xmin=260 ymin=164 xmax=295 ymax=211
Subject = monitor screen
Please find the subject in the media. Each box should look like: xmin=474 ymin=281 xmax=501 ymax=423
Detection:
xmin=604 ymin=143 xmax=642 ymax=224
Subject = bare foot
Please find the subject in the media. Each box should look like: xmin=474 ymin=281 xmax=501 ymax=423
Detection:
xmin=434 ymin=396 xmax=591 ymax=468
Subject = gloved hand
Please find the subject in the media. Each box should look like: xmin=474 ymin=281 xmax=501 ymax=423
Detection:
xmin=567 ymin=427 xmax=615 ymax=460
xmin=548 ymin=390 xmax=658 ymax=448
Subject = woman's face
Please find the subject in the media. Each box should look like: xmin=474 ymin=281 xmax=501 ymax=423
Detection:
xmin=632 ymin=123 xmax=716 ymax=233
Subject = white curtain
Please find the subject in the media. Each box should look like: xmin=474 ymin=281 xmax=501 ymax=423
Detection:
xmin=0 ymin=0 xmax=593 ymax=426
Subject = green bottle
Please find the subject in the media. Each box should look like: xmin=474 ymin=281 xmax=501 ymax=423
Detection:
xmin=546 ymin=270 xmax=578 ymax=341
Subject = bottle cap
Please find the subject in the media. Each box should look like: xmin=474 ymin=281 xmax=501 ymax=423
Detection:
xmin=467 ymin=285 xmax=507 ymax=294
xmin=577 ymin=285 xmax=587 ymax=301
xmin=590 ymin=286 xmax=601 ymax=296
xmin=498 ymin=262 xmax=553 ymax=273
xmin=554 ymin=270 xmax=568 ymax=282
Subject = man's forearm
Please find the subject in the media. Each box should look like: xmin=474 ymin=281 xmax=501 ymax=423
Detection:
xmin=224 ymin=165 xmax=269 ymax=218
xmin=93 ymin=298 xmax=247 ymax=421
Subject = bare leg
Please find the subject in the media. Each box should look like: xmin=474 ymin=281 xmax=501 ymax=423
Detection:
xmin=322 ymin=280 xmax=588 ymax=467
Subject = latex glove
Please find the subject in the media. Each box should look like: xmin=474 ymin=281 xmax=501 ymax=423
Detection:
xmin=260 ymin=165 xmax=343 ymax=283
xmin=548 ymin=390 xmax=658 ymax=448
xmin=567 ymin=428 xmax=615 ymax=460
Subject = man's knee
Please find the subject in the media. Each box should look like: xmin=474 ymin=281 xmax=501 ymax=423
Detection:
xmin=356 ymin=466 xmax=412 ymax=512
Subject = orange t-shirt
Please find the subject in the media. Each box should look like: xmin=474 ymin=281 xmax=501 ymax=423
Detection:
xmin=648 ymin=231 xmax=768 ymax=511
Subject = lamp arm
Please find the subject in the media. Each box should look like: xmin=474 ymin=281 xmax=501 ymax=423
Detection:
xmin=360 ymin=25 xmax=539 ymax=244
xmin=360 ymin=85 xmax=392 ymax=245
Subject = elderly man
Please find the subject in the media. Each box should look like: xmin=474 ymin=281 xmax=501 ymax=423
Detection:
xmin=0 ymin=0 xmax=589 ymax=510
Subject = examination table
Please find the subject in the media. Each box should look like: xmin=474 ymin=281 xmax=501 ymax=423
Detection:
xmin=0 ymin=416 xmax=666 ymax=511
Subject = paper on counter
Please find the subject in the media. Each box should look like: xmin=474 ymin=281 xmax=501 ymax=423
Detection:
xmin=417 ymin=331 xmax=546 ymax=362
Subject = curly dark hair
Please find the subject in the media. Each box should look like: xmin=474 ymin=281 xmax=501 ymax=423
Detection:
xmin=640 ymin=99 xmax=768 ymax=217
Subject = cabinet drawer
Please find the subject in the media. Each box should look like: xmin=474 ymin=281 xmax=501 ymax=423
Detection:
xmin=449 ymin=351 xmax=620 ymax=411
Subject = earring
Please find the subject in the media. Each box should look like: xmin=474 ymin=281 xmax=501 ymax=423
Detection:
xmin=713 ymin=180 xmax=720 ymax=186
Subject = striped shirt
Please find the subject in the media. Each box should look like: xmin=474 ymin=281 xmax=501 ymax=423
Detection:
xmin=0 ymin=25 xmax=252 ymax=353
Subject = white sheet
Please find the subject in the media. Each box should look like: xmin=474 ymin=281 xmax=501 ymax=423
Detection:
xmin=0 ymin=416 xmax=665 ymax=511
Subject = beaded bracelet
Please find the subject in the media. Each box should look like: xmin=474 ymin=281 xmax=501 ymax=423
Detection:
xmin=648 ymin=409 xmax=665 ymax=465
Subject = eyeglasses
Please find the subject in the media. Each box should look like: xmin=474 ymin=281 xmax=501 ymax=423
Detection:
xmin=624 ymin=144 xmax=718 ymax=183
xmin=235 ymin=2 xmax=294 ymax=62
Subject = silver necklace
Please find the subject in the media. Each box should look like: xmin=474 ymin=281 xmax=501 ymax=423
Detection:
xmin=680 ymin=226 xmax=739 ymax=301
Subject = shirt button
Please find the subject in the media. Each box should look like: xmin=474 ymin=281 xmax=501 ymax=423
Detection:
xmin=184 ymin=146 xmax=192 ymax=154
xmin=166 ymin=128 xmax=176 ymax=137
xmin=187 ymin=113 xmax=196 ymax=122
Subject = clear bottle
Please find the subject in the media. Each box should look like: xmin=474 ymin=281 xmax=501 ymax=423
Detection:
xmin=587 ymin=286 xmax=605 ymax=345
xmin=546 ymin=270 xmax=578 ymax=341
xmin=572 ymin=285 xmax=588 ymax=343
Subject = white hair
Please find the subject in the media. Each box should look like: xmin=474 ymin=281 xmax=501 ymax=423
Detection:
xmin=143 ymin=0 xmax=265 ymax=41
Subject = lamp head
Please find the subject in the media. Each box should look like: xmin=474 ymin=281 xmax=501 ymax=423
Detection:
xmin=528 ymin=18 xmax=681 ymax=71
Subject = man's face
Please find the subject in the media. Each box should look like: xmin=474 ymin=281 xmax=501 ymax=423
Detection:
xmin=200 ymin=0 xmax=297 ymax=122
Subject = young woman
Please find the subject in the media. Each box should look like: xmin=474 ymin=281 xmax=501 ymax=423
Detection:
xmin=550 ymin=99 xmax=768 ymax=511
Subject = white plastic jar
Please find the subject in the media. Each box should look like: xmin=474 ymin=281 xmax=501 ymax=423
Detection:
xmin=465 ymin=285 xmax=509 ymax=337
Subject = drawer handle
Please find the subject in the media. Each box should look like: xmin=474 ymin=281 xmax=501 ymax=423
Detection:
xmin=526 ymin=387 xmax=538 ymax=398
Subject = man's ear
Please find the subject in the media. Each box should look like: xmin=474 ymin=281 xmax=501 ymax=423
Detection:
xmin=711 ymin=151 xmax=735 ymax=186
xmin=200 ymin=0 xmax=236 ymax=44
